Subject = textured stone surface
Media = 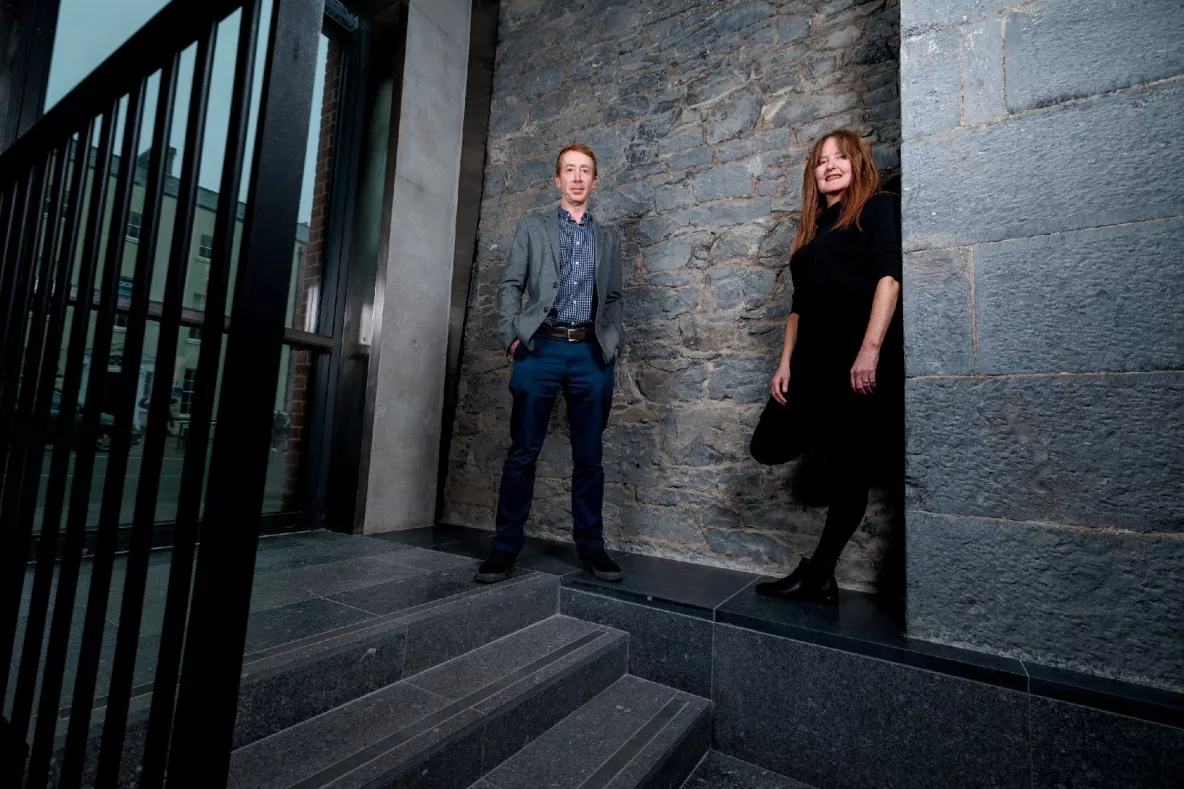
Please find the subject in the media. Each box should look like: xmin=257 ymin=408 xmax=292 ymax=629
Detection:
xmin=900 ymin=28 xmax=961 ymax=138
xmin=901 ymin=0 xmax=1014 ymax=34
xmin=902 ymin=79 xmax=1184 ymax=251
xmin=444 ymin=0 xmax=904 ymax=592
xmin=901 ymin=247 xmax=973 ymax=376
xmin=1006 ymin=0 xmax=1184 ymax=112
xmin=905 ymin=374 xmax=1184 ymax=532
xmin=683 ymin=752 xmax=816 ymax=789
xmin=974 ymin=218 xmax=1184 ymax=373
xmin=562 ymin=587 xmax=714 ymax=697
xmin=1030 ymin=696 xmax=1184 ymax=788
xmin=712 ymin=624 xmax=1031 ymax=788
xmin=961 ymin=14 xmax=1003 ymax=124
xmin=907 ymin=512 xmax=1184 ymax=692
xmin=482 ymin=676 xmax=694 ymax=789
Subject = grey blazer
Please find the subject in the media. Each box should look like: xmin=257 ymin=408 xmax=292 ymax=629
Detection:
xmin=498 ymin=208 xmax=624 ymax=364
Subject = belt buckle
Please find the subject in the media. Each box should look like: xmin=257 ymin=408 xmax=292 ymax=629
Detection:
xmin=565 ymin=328 xmax=578 ymax=342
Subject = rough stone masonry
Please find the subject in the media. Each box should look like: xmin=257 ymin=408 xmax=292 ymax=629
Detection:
xmin=442 ymin=0 xmax=903 ymax=592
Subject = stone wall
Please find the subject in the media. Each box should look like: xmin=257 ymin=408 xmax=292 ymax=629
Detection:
xmin=900 ymin=0 xmax=1184 ymax=689
xmin=442 ymin=0 xmax=903 ymax=591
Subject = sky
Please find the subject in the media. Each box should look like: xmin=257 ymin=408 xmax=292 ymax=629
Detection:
xmin=44 ymin=0 xmax=328 ymax=225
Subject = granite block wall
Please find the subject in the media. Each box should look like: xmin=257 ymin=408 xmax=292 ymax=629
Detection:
xmin=441 ymin=0 xmax=904 ymax=591
xmin=900 ymin=0 xmax=1184 ymax=690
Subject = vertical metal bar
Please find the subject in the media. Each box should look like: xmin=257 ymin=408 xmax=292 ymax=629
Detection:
xmin=56 ymin=78 xmax=147 ymax=789
xmin=0 ymin=159 xmax=48 ymax=703
xmin=11 ymin=124 xmax=93 ymax=741
xmin=137 ymin=26 xmax=216 ymax=789
xmin=0 ymin=164 xmax=46 ymax=460
xmin=0 ymin=136 xmax=70 ymax=723
xmin=167 ymin=0 xmax=323 ymax=785
xmin=92 ymin=53 xmax=179 ymax=788
xmin=22 ymin=103 xmax=117 ymax=789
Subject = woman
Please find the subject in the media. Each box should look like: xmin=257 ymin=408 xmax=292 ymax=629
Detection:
xmin=754 ymin=129 xmax=902 ymax=604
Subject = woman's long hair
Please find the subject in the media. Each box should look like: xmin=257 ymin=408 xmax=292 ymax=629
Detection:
xmin=792 ymin=130 xmax=881 ymax=254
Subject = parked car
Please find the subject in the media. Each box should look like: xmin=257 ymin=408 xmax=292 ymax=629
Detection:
xmin=48 ymin=390 xmax=143 ymax=452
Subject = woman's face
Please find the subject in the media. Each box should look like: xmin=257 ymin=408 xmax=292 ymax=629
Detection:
xmin=813 ymin=136 xmax=852 ymax=199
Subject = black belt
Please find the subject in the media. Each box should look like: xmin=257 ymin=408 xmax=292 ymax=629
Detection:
xmin=544 ymin=326 xmax=591 ymax=342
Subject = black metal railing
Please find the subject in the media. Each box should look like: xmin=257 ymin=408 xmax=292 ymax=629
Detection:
xmin=0 ymin=1 xmax=324 ymax=787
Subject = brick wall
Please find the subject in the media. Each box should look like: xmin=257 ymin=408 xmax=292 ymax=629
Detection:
xmin=900 ymin=0 xmax=1184 ymax=689
xmin=283 ymin=35 xmax=342 ymax=505
xmin=443 ymin=0 xmax=903 ymax=592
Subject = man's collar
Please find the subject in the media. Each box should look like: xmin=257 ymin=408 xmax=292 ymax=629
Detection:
xmin=557 ymin=204 xmax=594 ymax=226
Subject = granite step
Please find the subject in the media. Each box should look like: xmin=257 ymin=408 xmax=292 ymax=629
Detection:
xmin=476 ymin=675 xmax=712 ymax=789
xmin=680 ymin=752 xmax=817 ymax=789
xmin=50 ymin=560 xmax=559 ymax=785
xmin=227 ymin=614 xmax=629 ymax=789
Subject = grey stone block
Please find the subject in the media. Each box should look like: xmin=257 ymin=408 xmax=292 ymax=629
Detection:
xmin=907 ymin=511 xmax=1184 ymax=692
xmin=706 ymin=90 xmax=763 ymax=145
xmin=602 ymin=695 xmax=711 ymax=789
xmin=402 ymin=573 xmax=557 ymax=674
xmin=962 ymin=15 xmax=1004 ymax=125
xmin=683 ymin=752 xmax=814 ymax=789
xmin=905 ymin=373 xmax=1184 ymax=531
xmin=767 ymin=91 xmax=859 ymax=128
xmin=902 ymin=80 xmax=1184 ymax=251
xmin=712 ymin=624 xmax=1031 ymax=788
xmin=645 ymin=237 xmax=694 ymax=272
xmin=974 ymin=217 xmax=1184 ymax=373
xmin=482 ymin=676 xmax=685 ymax=788
xmin=477 ymin=628 xmax=628 ymax=770
xmin=624 ymin=283 xmax=701 ymax=323
xmin=708 ymin=355 xmax=769 ymax=404
xmin=659 ymin=126 xmax=705 ymax=155
xmin=669 ymin=145 xmax=715 ymax=171
xmin=694 ymin=160 xmax=756 ymax=201
xmin=709 ymin=267 xmax=776 ymax=311
xmin=1030 ymin=696 xmax=1184 ymax=788
xmin=902 ymin=0 xmax=1015 ymax=35
xmin=227 ymin=681 xmax=449 ymax=789
xmin=717 ymin=1 xmax=776 ymax=34
xmin=234 ymin=629 xmax=407 ymax=748
xmin=1006 ymin=0 xmax=1184 ymax=112
xmin=900 ymin=28 xmax=961 ymax=139
xmin=902 ymin=247 xmax=973 ymax=376
xmin=561 ymin=588 xmax=713 ymax=697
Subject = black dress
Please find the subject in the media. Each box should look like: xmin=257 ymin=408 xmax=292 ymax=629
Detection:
xmin=788 ymin=193 xmax=903 ymax=472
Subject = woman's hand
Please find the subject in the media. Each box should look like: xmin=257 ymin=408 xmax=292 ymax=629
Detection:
xmin=770 ymin=362 xmax=791 ymax=405
xmin=850 ymin=345 xmax=879 ymax=396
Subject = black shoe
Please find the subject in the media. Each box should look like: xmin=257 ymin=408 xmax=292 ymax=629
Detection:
xmin=754 ymin=556 xmax=838 ymax=604
xmin=578 ymin=550 xmax=623 ymax=582
xmin=475 ymin=550 xmax=516 ymax=584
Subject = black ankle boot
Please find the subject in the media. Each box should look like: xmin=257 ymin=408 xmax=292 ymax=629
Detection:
xmin=754 ymin=556 xmax=838 ymax=604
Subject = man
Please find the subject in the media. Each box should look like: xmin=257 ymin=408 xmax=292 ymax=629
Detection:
xmin=477 ymin=143 xmax=625 ymax=584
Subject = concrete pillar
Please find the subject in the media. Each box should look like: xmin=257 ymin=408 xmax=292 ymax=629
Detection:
xmin=360 ymin=0 xmax=471 ymax=533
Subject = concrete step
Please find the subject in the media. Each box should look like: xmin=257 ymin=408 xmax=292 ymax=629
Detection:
xmin=227 ymin=614 xmax=628 ymax=789
xmin=50 ymin=556 xmax=559 ymax=785
xmin=476 ymin=675 xmax=711 ymax=789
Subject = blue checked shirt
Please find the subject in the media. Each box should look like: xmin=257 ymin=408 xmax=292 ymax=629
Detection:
xmin=546 ymin=206 xmax=597 ymax=326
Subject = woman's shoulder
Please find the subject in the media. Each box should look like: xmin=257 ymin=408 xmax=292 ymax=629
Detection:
xmin=860 ymin=191 xmax=899 ymax=218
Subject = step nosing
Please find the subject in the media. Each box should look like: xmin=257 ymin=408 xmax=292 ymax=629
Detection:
xmin=283 ymin=628 xmax=608 ymax=789
xmin=240 ymin=574 xmax=545 ymax=668
xmin=575 ymin=696 xmax=690 ymax=789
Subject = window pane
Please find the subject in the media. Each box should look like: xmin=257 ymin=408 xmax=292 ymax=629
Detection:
xmin=44 ymin=0 xmax=172 ymax=110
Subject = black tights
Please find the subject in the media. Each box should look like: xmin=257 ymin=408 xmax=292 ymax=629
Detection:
xmin=810 ymin=454 xmax=871 ymax=569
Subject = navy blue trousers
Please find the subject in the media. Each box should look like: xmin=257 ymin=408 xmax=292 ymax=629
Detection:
xmin=493 ymin=333 xmax=615 ymax=555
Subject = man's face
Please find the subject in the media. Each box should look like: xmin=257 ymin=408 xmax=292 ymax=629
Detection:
xmin=555 ymin=151 xmax=597 ymax=207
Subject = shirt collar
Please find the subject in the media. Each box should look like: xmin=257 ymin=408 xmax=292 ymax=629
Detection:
xmin=558 ymin=205 xmax=594 ymax=227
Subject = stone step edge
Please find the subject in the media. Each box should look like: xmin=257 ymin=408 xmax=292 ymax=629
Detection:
xmin=480 ymin=675 xmax=712 ymax=789
xmin=241 ymin=626 xmax=629 ymax=789
xmin=55 ymin=572 xmax=560 ymax=748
